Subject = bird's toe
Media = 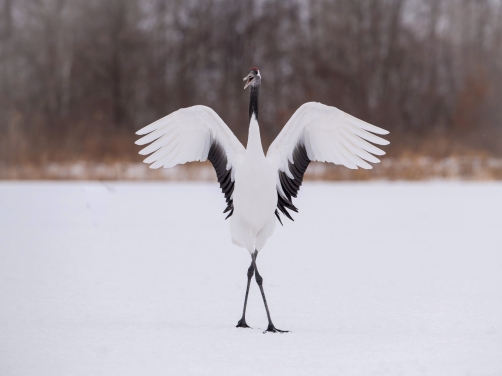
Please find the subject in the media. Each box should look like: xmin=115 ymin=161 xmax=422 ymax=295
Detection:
xmin=264 ymin=324 xmax=289 ymax=333
xmin=236 ymin=318 xmax=251 ymax=328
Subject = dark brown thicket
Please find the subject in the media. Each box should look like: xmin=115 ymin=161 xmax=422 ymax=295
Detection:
xmin=1 ymin=0 xmax=501 ymax=167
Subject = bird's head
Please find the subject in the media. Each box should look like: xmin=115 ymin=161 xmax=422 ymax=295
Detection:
xmin=243 ymin=67 xmax=261 ymax=89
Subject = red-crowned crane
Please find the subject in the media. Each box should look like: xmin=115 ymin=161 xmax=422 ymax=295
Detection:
xmin=135 ymin=67 xmax=389 ymax=333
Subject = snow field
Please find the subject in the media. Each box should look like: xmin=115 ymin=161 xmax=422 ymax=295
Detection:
xmin=0 ymin=182 xmax=501 ymax=375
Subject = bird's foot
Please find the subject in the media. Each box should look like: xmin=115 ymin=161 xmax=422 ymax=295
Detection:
xmin=236 ymin=318 xmax=251 ymax=329
xmin=264 ymin=323 xmax=289 ymax=334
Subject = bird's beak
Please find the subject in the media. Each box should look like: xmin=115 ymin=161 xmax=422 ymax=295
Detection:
xmin=243 ymin=74 xmax=253 ymax=89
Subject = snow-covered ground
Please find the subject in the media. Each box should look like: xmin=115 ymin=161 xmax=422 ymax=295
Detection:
xmin=0 ymin=182 xmax=501 ymax=376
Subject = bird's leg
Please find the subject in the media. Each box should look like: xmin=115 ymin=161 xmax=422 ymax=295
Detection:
xmin=252 ymin=250 xmax=288 ymax=334
xmin=236 ymin=258 xmax=255 ymax=328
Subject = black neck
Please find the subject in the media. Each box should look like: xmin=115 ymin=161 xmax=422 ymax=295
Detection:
xmin=249 ymin=85 xmax=259 ymax=122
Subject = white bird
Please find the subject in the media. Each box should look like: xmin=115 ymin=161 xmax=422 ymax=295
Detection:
xmin=135 ymin=67 xmax=389 ymax=333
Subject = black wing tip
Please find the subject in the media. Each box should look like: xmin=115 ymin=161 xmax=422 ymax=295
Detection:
xmin=278 ymin=202 xmax=295 ymax=221
xmin=275 ymin=209 xmax=283 ymax=226
xmin=225 ymin=209 xmax=234 ymax=220
xmin=283 ymin=210 xmax=295 ymax=221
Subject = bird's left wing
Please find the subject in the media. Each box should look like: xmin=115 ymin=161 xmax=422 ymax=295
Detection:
xmin=135 ymin=105 xmax=245 ymax=218
xmin=266 ymin=102 xmax=389 ymax=223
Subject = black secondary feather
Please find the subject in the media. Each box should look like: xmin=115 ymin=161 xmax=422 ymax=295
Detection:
xmin=208 ymin=141 xmax=235 ymax=218
xmin=275 ymin=142 xmax=311 ymax=222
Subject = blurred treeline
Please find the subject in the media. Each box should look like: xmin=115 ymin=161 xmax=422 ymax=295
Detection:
xmin=1 ymin=0 xmax=502 ymax=166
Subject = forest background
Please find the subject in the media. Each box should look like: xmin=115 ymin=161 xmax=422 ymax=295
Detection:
xmin=1 ymin=0 xmax=501 ymax=180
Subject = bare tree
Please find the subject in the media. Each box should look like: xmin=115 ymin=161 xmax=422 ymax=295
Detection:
xmin=1 ymin=0 xmax=502 ymax=166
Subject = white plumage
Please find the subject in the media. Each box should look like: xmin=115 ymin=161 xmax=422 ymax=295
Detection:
xmin=268 ymin=102 xmax=388 ymax=170
xmin=135 ymin=68 xmax=389 ymax=332
xmin=136 ymin=103 xmax=389 ymax=253
xmin=136 ymin=105 xmax=244 ymax=173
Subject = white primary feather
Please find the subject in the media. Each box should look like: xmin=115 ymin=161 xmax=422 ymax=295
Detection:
xmin=267 ymin=102 xmax=389 ymax=176
xmin=135 ymin=105 xmax=245 ymax=170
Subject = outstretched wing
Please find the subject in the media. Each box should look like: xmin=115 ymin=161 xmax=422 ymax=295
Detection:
xmin=266 ymin=102 xmax=389 ymax=223
xmin=135 ymin=105 xmax=245 ymax=218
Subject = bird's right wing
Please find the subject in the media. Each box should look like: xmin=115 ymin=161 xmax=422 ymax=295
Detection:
xmin=266 ymin=102 xmax=389 ymax=223
xmin=135 ymin=105 xmax=245 ymax=218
